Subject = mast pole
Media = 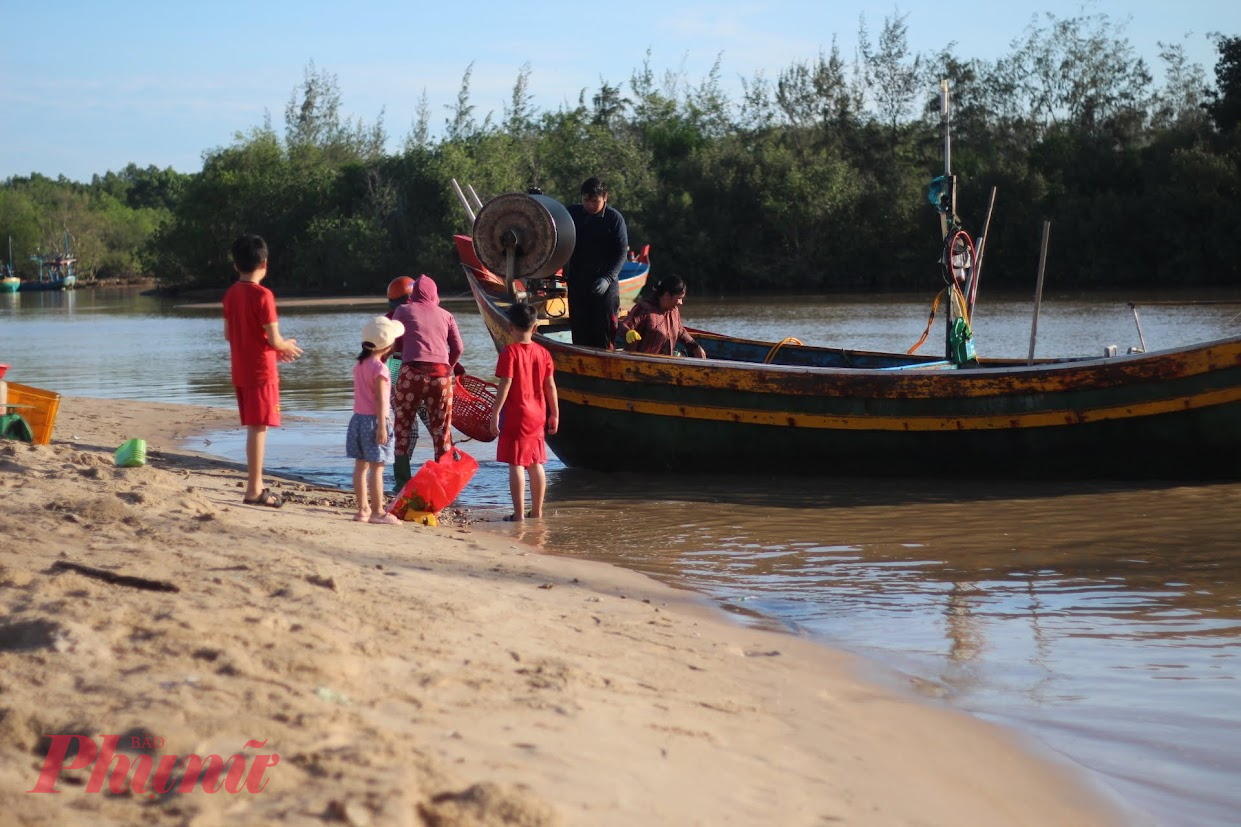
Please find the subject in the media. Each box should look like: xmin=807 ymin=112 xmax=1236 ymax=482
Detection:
xmin=939 ymin=79 xmax=952 ymax=240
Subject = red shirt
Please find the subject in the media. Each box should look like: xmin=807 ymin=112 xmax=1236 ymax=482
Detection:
xmin=495 ymin=342 xmax=554 ymax=439
xmin=223 ymin=280 xmax=278 ymax=387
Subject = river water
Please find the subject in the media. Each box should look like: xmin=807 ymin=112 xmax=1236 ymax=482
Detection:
xmin=3 ymin=286 xmax=1240 ymax=826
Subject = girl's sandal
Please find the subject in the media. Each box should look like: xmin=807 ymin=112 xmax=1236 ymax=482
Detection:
xmin=243 ymin=488 xmax=283 ymax=508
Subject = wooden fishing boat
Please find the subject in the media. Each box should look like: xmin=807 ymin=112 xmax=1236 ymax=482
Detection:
xmin=450 ymin=88 xmax=1241 ymax=479
xmin=458 ymin=237 xmax=1241 ymax=479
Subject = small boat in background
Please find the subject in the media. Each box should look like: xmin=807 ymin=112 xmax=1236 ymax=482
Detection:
xmin=21 ymin=229 xmax=78 ymax=292
xmin=1 ymin=237 xmax=20 ymax=293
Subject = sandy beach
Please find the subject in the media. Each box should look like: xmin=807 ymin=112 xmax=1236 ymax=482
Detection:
xmin=0 ymin=396 xmax=1130 ymax=826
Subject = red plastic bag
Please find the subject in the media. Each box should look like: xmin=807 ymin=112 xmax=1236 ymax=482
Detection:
xmin=388 ymin=447 xmax=478 ymax=517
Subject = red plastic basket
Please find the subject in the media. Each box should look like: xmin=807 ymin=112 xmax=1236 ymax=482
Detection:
xmin=452 ymin=374 xmax=498 ymax=442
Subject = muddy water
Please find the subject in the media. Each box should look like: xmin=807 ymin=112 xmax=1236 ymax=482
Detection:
xmin=4 ymin=286 xmax=1241 ymax=825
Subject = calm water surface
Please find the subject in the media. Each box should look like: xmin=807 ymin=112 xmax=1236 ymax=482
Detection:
xmin=3 ymin=286 xmax=1240 ymax=826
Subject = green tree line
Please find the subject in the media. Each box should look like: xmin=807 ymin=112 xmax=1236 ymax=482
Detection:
xmin=4 ymin=12 xmax=1240 ymax=296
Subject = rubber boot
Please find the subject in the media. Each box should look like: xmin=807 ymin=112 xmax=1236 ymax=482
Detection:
xmin=393 ymin=454 xmax=411 ymax=494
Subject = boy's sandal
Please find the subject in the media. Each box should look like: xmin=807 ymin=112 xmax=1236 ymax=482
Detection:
xmin=501 ymin=513 xmax=524 ymax=522
xmin=243 ymin=488 xmax=283 ymax=508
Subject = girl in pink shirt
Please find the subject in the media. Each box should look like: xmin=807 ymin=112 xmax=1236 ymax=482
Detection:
xmin=346 ymin=317 xmax=404 ymax=525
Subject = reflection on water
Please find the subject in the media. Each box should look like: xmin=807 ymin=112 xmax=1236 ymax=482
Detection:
xmin=4 ymin=287 xmax=1241 ymax=826
xmin=509 ymin=474 xmax=1241 ymax=826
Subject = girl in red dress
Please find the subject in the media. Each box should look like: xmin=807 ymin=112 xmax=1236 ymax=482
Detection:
xmin=489 ymin=302 xmax=559 ymax=522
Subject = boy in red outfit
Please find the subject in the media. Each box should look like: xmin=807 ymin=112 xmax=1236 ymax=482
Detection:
xmin=489 ymin=302 xmax=558 ymax=522
xmin=222 ymin=234 xmax=303 ymax=508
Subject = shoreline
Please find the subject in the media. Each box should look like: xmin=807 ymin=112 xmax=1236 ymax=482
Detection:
xmin=0 ymin=396 xmax=1131 ymax=825
xmin=170 ymin=295 xmax=478 ymax=311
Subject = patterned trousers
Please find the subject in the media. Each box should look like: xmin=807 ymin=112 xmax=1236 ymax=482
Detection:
xmin=394 ymin=362 xmax=453 ymax=459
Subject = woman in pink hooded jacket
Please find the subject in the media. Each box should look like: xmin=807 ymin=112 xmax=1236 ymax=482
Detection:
xmin=391 ymin=274 xmax=464 ymax=485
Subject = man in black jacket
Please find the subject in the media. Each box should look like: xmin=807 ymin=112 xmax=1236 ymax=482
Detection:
xmin=564 ymin=177 xmax=629 ymax=348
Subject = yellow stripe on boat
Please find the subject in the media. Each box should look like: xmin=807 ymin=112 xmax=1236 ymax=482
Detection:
xmin=557 ymin=385 xmax=1241 ymax=431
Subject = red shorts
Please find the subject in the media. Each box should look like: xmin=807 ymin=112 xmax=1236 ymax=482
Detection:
xmin=235 ymin=383 xmax=281 ymax=427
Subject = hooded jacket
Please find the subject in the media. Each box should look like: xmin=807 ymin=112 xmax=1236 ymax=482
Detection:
xmin=392 ymin=275 xmax=464 ymax=367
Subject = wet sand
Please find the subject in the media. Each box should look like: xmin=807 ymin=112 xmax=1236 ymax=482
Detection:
xmin=0 ymin=396 xmax=1129 ymax=825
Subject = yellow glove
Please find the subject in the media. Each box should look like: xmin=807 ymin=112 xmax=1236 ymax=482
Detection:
xmin=625 ymin=329 xmax=642 ymax=344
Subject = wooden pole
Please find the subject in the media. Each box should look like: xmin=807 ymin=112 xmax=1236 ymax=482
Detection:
xmin=938 ymin=79 xmax=951 ymax=240
xmin=1027 ymin=221 xmax=1052 ymax=366
xmin=967 ymin=186 xmax=997 ymax=316
xmin=465 ymin=184 xmax=484 ymax=213
xmin=449 ymin=179 xmax=476 ymax=225
xmin=1128 ymin=302 xmax=1148 ymax=353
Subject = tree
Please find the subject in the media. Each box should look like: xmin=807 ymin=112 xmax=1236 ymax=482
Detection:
xmin=860 ymin=11 xmax=922 ymax=135
xmin=1205 ymin=34 xmax=1241 ymax=132
xmin=505 ymin=63 xmax=536 ymax=136
xmin=285 ymin=61 xmax=386 ymax=164
xmin=1151 ymin=39 xmax=1209 ymax=130
xmin=590 ymin=80 xmax=628 ymax=131
xmin=445 ymin=62 xmax=481 ymax=141
xmin=990 ymin=11 xmax=1151 ymax=138
xmin=404 ymin=89 xmax=433 ymax=153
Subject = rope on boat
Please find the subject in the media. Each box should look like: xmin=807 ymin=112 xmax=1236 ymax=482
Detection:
xmin=908 ymin=285 xmax=972 ymax=356
xmin=908 ymin=288 xmax=947 ymax=355
xmin=763 ymin=337 xmax=803 ymax=364
xmin=944 ymin=228 xmax=976 ymax=289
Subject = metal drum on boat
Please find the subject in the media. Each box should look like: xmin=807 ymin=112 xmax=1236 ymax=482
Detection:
xmin=472 ymin=193 xmax=575 ymax=280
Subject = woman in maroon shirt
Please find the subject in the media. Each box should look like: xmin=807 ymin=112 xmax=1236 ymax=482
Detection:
xmin=619 ymin=275 xmax=707 ymax=358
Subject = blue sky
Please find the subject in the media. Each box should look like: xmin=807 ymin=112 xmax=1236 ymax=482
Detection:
xmin=1 ymin=0 xmax=1235 ymax=182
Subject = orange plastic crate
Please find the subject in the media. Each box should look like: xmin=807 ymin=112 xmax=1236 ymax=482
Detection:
xmin=5 ymin=382 xmax=61 ymax=445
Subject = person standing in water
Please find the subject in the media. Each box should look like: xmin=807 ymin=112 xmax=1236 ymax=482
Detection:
xmin=390 ymin=274 xmax=464 ymax=489
xmin=346 ymin=316 xmax=404 ymax=525
xmin=490 ymin=302 xmax=558 ymax=522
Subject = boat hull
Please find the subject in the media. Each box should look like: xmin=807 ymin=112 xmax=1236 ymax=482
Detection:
xmin=18 ymin=277 xmax=75 ymax=292
xmin=463 ymin=270 xmax=1241 ymax=478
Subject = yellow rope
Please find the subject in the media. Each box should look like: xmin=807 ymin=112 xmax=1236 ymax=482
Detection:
xmin=764 ymin=337 xmax=803 ymax=364
xmin=949 ymin=283 xmax=971 ymax=327
xmin=908 ymin=284 xmax=972 ymax=357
